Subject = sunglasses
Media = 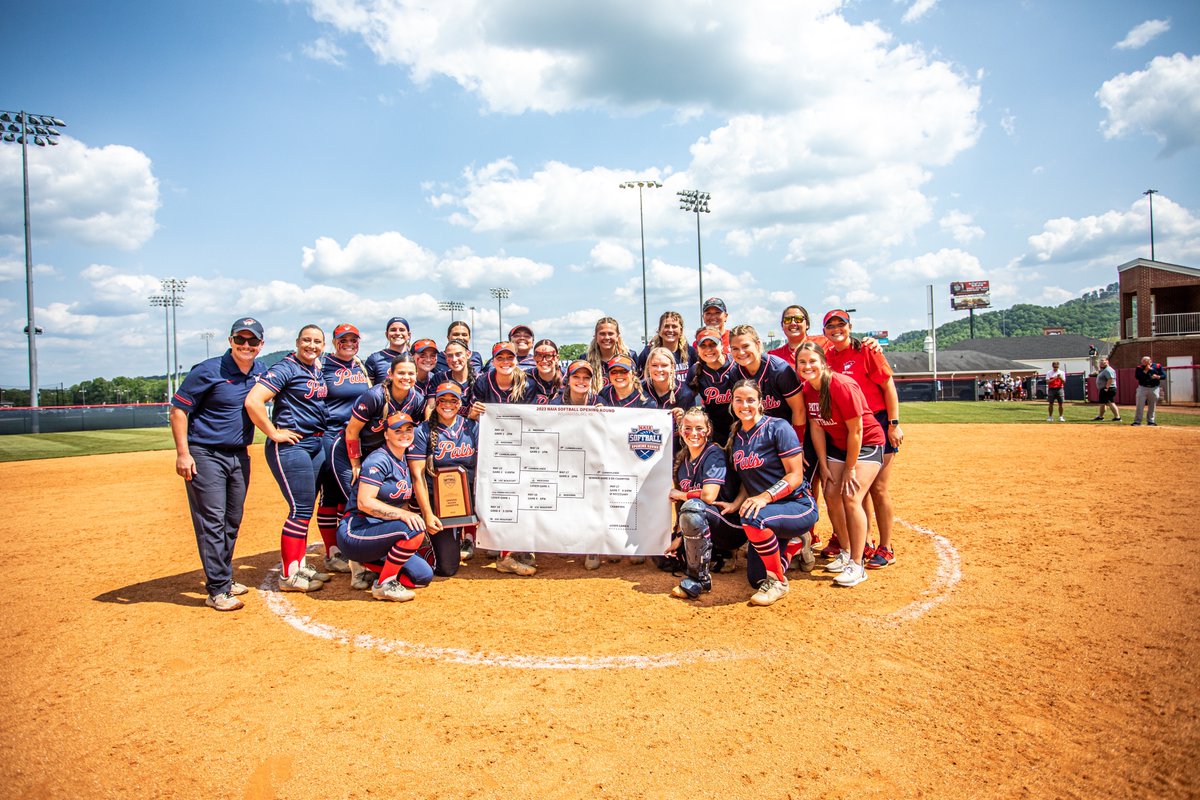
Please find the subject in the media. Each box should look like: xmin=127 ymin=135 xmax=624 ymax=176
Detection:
xmin=231 ymin=335 xmax=262 ymax=346
xmin=781 ymin=315 xmax=807 ymax=324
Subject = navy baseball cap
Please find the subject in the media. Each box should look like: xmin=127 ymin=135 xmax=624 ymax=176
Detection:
xmin=230 ymin=317 xmax=264 ymax=339
xmin=508 ymin=324 xmax=534 ymax=339
xmin=702 ymin=297 xmax=727 ymax=313
xmin=385 ymin=316 xmax=409 ymax=332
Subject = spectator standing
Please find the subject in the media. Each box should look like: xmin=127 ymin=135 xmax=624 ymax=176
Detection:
xmin=1045 ymin=361 xmax=1066 ymax=422
xmin=1093 ymin=357 xmax=1120 ymax=422
xmin=1132 ymin=356 xmax=1167 ymax=427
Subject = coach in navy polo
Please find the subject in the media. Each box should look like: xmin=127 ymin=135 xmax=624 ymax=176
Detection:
xmin=170 ymin=317 xmax=266 ymax=611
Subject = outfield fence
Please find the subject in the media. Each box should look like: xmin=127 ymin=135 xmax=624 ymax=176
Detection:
xmin=0 ymin=404 xmax=170 ymax=435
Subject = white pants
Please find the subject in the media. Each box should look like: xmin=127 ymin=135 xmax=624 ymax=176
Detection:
xmin=1134 ymin=385 xmax=1159 ymax=423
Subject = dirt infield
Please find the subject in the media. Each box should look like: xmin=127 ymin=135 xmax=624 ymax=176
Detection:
xmin=1 ymin=423 xmax=1197 ymax=799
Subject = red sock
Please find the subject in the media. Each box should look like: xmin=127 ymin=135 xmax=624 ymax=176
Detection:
xmin=378 ymin=538 xmax=422 ymax=584
xmin=744 ymin=525 xmax=783 ymax=581
xmin=315 ymin=505 xmax=338 ymax=556
xmin=280 ymin=518 xmax=310 ymax=577
xmin=399 ymin=574 xmax=416 ymax=589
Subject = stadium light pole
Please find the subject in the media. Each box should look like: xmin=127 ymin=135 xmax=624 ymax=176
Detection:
xmin=438 ymin=300 xmax=465 ymax=323
xmin=200 ymin=331 xmax=214 ymax=359
xmin=2 ymin=109 xmax=66 ymax=431
xmin=620 ymin=180 xmax=661 ymax=344
xmin=162 ymin=279 xmax=187 ymax=391
xmin=489 ymin=288 xmax=510 ymax=341
xmin=677 ymin=189 xmax=711 ymax=312
xmin=1143 ymin=189 xmax=1158 ymax=261
xmin=149 ymin=296 xmax=173 ymax=398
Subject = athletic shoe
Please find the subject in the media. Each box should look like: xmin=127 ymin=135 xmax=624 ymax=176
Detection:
xmin=206 ymin=592 xmax=244 ymax=611
xmin=866 ymin=545 xmax=895 ymax=569
xmin=348 ymin=561 xmax=377 ymax=591
xmin=863 ymin=540 xmax=877 ymax=562
xmin=1112 ymin=417 xmax=1122 ymax=422
xmin=323 ymin=551 xmax=351 ymax=573
xmin=228 ymin=582 xmax=249 ymax=596
xmin=371 ymin=577 xmax=415 ymax=602
xmin=1148 ymin=422 xmax=1158 ymax=427
xmin=515 ymin=552 xmax=538 ymax=567
xmin=1046 ymin=416 xmax=1053 ymax=422
xmin=798 ymin=531 xmax=816 ymax=573
xmin=497 ymin=555 xmax=537 ymax=576
xmin=298 ymin=562 xmax=331 ymax=584
xmin=750 ymin=575 xmax=789 ymax=606
xmin=278 ymin=571 xmax=321 ymax=592
xmin=834 ymin=561 xmax=868 ymax=587
xmin=671 ymin=577 xmax=711 ymax=599
xmin=1131 ymin=422 xmax=1141 ymax=426
xmin=1058 ymin=416 xmax=1065 ymax=422
xmin=584 ymin=554 xmax=601 ymax=571
xmin=1092 ymin=415 xmax=1104 ymax=421
xmin=460 ymin=537 xmax=476 ymax=561
xmin=825 ymin=551 xmax=851 ymax=573
xmin=818 ymin=539 xmax=841 ymax=560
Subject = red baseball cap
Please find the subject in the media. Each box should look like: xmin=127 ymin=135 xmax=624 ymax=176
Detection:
xmin=823 ymin=309 xmax=851 ymax=326
xmin=492 ymin=341 xmax=518 ymax=358
xmin=411 ymin=338 xmax=439 ymax=353
xmin=333 ymin=323 xmax=360 ymax=339
xmin=385 ymin=412 xmax=415 ymax=430
xmin=607 ymin=354 xmax=636 ymax=373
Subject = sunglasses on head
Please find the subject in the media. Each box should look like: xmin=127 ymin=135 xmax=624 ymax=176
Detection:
xmin=781 ymin=315 xmax=806 ymax=324
xmin=231 ymin=335 xmax=262 ymax=346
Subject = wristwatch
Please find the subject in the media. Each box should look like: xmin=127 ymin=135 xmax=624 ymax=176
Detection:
xmin=889 ymin=419 xmax=900 ymax=426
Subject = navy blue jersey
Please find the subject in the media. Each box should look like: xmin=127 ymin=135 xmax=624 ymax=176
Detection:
xmin=347 ymin=445 xmax=414 ymax=516
xmin=171 ymin=351 xmax=264 ymax=448
xmin=734 ymin=354 xmax=802 ymax=421
xmin=364 ymin=348 xmax=407 ymax=384
xmin=409 ymin=416 xmax=480 ymax=486
xmin=350 ymin=383 xmax=427 ymax=454
xmin=414 ymin=371 xmax=440 ymax=400
xmin=598 ymin=384 xmax=657 ymax=408
xmin=730 ymin=416 xmax=805 ymax=499
xmin=689 ymin=359 xmax=737 ymax=444
xmin=676 ymin=443 xmax=727 ymax=494
xmin=469 ymin=370 xmax=530 ymax=405
xmin=642 ymin=379 xmax=697 ymax=412
xmin=435 ymin=349 xmax=484 ymax=375
xmin=637 ymin=343 xmax=697 ymax=383
xmin=256 ymin=354 xmax=328 ymax=435
xmin=321 ymin=355 xmax=371 ymax=432
xmin=526 ymin=368 xmax=563 ymax=405
xmin=431 ymin=369 xmax=472 ymax=396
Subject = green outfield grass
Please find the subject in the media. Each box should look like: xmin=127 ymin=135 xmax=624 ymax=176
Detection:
xmin=1 ymin=402 xmax=1196 ymax=462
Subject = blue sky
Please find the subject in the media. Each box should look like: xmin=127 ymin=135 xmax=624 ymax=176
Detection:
xmin=2 ymin=0 xmax=1198 ymax=386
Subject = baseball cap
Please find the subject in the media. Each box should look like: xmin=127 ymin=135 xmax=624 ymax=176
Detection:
xmin=411 ymin=338 xmax=439 ymax=353
xmin=385 ymin=316 xmax=409 ymax=332
xmin=230 ymin=317 xmax=265 ymax=339
xmin=823 ymin=309 xmax=851 ymax=326
xmin=508 ymin=324 xmax=534 ymax=339
xmin=696 ymin=327 xmax=723 ymax=346
xmin=566 ymin=360 xmax=593 ymax=378
xmin=702 ymin=297 xmax=727 ymax=313
xmin=385 ymin=411 xmax=415 ymax=430
xmin=333 ymin=323 xmax=360 ymax=339
xmin=491 ymin=341 xmax=518 ymax=358
xmin=607 ymin=354 xmax=636 ymax=373
xmin=435 ymin=381 xmax=464 ymax=400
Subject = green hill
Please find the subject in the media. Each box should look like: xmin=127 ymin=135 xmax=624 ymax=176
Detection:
xmin=888 ymin=283 xmax=1119 ymax=351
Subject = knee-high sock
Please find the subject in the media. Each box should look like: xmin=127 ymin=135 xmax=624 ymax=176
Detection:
xmin=280 ymin=517 xmax=310 ymax=577
xmin=378 ymin=537 xmax=423 ymax=584
xmin=744 ymin=525 xmax=783 ymax=581
xmin=315 ymin=505 xmax=339 ymax=556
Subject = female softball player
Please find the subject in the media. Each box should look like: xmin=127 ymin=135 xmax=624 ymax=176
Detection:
xmin=598 ymin=354 xmax=655 ymax=408
xmin=364 ymin=317 xmax=411 ymax=383
xmin=170 ymin=316 xmax=266 ymax=611
xmin=690 ymin=327 xmax=737 ymax=447
xmin=637 ymin=311 xmax=696 ymax=382
xmin=822 ymin=309 xmax=902 ymax=568
xmin=795 ymin=342 xmax=887 ymax=588
xmin=550 ymin=361 xmax=600 ymax=406
xmin=716 ymin=379 xmax=819 ymax=605
xmin=410 ymin=338 xmax=442 ymax=402
xmin=435 ymin=320 xmax=484 ymax=375
xmin=643 ymin=346 xmax=697 ymax=427
xmin=585 ymin=317 xmax=636 ymax=392
xmin=315 ymin=323 xmax=371 ymax=574
xmin=527 ymin=338 xmax=564 ymax=404
xmin=508 ymin=324 xmax=538 ymax=368
xmin=467 ymin=342 xmax=536 ymax=576
xmin=728 ymin=324 xmax=805 ymax=426
xmin=432 ymin=338 xmax=476 ymax=399
xmin=409 ymin=382 xmax=480 ymax=568
xmin=697 ymin=297 xmax=731 ymax=354
xmin=335 ymin=412 xmax=429 ymax=602
xmin=767 ymin=304 xmax=830 ymax=367
xmin=244 ymin=324 xmax=331 ymax=593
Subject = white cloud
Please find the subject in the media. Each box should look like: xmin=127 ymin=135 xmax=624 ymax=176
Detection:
xmin=1023 ymin=194 xmax=1200 ymax=266
xmin=589 ymin=241 xmax=635 ymax=271
xmin=435 ymin=250 xmax=555 ymax=289
xmin=1097 ymin=53 xmax=1200 ymax=156
xmin=0 ymin=137 xmax=159 ymax=250
xmin=301 ymin=232 xmax=437 ymax=283
xmin=0 ymin=257 xmax=55 ymax=282
xmin=939 ymin=210 xmax=985 ymax=244
xmin=1114 ymin=19 xmax=1170 ymax=50
xmin=302 ymin=36 xmax=347 ymax=65
xmin=883 ymin=248 xmax=984 ymax=280
xmin=901 ymin=0 xmax=939 ymax=24
xmin=1000 ymin=110 xmax=1016 ymax=138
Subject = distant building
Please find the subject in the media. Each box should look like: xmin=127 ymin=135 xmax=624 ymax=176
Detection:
xmin=1109 ymin=258 xmax=1199 ymax=404
xmin=944 ymin=334 xmax=1107 ymax=376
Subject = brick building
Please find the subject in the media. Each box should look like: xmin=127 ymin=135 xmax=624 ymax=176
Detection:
xmin=1108 ymin=258 xmax=1200 ymax=404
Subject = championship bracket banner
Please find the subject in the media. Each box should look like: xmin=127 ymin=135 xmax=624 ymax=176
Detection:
xmin=476 ymin=404 xmax=673 ymax=556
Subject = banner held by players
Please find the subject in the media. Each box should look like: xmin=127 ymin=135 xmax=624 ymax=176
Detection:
xmin=475 ymin=404 xmax=673 ymax=555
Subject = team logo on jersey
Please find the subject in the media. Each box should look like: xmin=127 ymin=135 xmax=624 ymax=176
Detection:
xmin=628 ymin=425 xmax=664 ymax=461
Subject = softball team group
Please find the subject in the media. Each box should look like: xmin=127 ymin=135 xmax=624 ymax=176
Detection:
xmin=171 ymin=297 xmax=903 ymax=612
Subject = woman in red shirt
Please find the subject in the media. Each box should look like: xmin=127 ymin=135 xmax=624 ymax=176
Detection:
xmin=795 ymin=342 xmax=886 ymax=588
xmin=821 ymin=309 xmax=903 ymax=569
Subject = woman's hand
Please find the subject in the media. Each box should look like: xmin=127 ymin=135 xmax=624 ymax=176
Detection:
xmin=841 ymin=467 xmax=860 ymax=497
xmin=350 ymin=457 xmax=362 ymax=484
xmin=467 ymin=401 xmax=485 ymax=421
xmin=269 ymin=428 xmax=302 ymax=445
xmin=740 ymin=492 xmax=770 ymax=517
xmin=175 ymin=453 xmax=196 ymax=481
xmin=888 ymin=424 xmax=904 ymax=449
xmin=423 ymin=511 xmax=445 ymax=534
xmin=668 ymin=488 xmax=689 ymax=502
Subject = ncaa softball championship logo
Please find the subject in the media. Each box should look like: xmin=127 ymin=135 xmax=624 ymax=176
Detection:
xmin=627 ymin=425 xmax=664 ymax=461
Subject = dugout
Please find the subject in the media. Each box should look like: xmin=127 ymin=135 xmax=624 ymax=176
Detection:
xmin=0 ymin=403 xmax=170 ymax=435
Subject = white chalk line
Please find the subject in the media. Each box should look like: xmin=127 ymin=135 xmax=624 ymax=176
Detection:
xmin=268 ymin=519 xmax=961 ymax=667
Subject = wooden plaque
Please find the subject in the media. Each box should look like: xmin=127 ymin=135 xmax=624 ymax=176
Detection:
xmin=432 ymin=466 xmax=477 ymax=527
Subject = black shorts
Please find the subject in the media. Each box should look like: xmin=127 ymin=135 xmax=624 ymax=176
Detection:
xmin=1099 ymin=387 xmax=1116 ymax=403
xmin=1047 ymin=387 xmax=1065 ymax=401
xmin=873 ymin=409 xmax=899 ymax=455
xmin=826 ymin=443 xmax=885 ymax=466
